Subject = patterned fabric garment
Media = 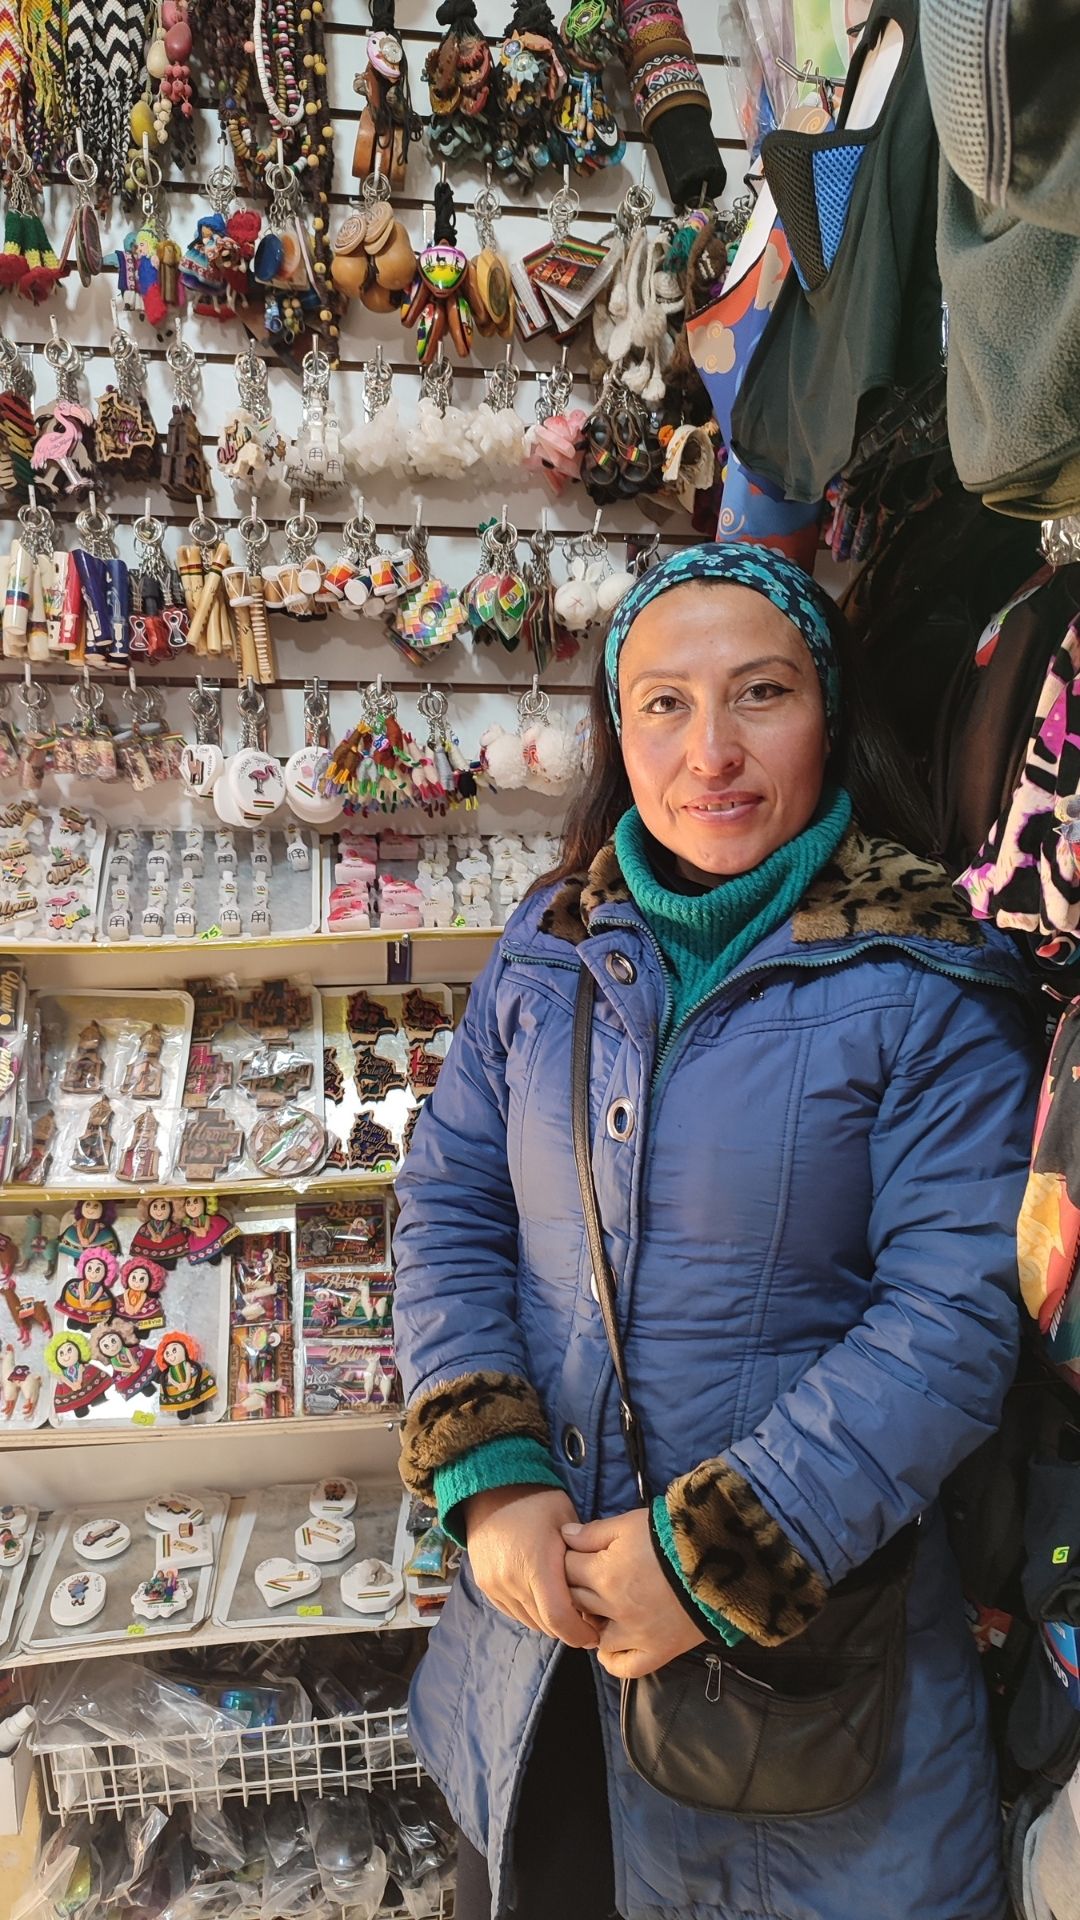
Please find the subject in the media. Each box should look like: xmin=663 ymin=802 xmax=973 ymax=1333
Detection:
xmin=957 ymin=616 xmax=1080 ymax=963
xmin=603 ymin=539 xmax=841 ymax=741
xmin=1017 ymin=997 xmax=1080 ymax=1391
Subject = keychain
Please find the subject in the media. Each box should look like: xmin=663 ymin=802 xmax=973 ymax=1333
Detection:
xmin=523 ymin=346 xmax=586 ymax=493
xmin=283 ymin=348 xmax=346 ymax=500
xmin=114 ymin=677 xmax=185 ymax=790
xmin=267 ymin=504 xmax=328 ymax=624
xmin=96 ymin=327 xmax=161 ymax=482
xmin=162 ymin=329 xmax=213 ymax=504
xmin=179 ymin=503 xmax=236 ymax=659
xmin=180 ymin=679 xmax=225 ymax=802
xmin=424 ymin=0 xmax=494 ymax=161
xmin=352 ymin=0 xmax=419 ymax=189
xmin=52 ymin=676 xmax=118 ymax=782
xmin=520 ymin=518 xmax=577 ymax=671
xmin=385 ymin=508 xmax=468 ymax=667
xmin=0 ymin=333 xmax=34 ymax=509
xmin=401 ymin=179 xmax=476 ymax=364
xmin=467 ymin=176 xmax=515 ymax=340
xmin=71 ymin=498 xmax=131 ymax=666
xmin=212 ymin=681 xmax=286 ymax=827
xmin=283 ymin=678 xmax=345 ymax=826
xmin=468 ymin=346 xmax=526 ymax=475
xmin=491 ymin=0 xmax=566 ymax=184
xmin=57 ymin=141 xmax=104 ymax=289
xmin=403 ymin=348 xmax=478 ymax=481
xmin=223 ymin=515 xmax=276 ymax=683
xmin=31 ymin=330 xmax=95 ymax=500
xmin=130 ymin=506 xmax=190 ymax=662
xmin=342 ymin=345 xmax=408 ymax=481
xmin=462 ymin=511 xmax=529 ymax=651
xmin=553 ymin=514 xmax=635 ymax=634
xmin=115 ymin=143 xmax=184 ymax=329
xmin=14 ymin=669 xmax=51 ymax=789
xmin=0 ymin=149 xmax=62 ymax=305
xmin=331 ymin=161 xmax=416 ymax=311
xmin=217 ymin=348 xmax=286 ymax=499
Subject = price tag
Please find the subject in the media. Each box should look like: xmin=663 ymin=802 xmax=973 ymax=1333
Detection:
xmin=131 ymin=1409 xmax=156 ymax=1428
xmin=126 ymin=1623 xmax=148 ymax=1637
xmin=200 ymin=924 xmax=223 ymax=941
xmin=296 ymin=1604 xmax=324 ymax=1618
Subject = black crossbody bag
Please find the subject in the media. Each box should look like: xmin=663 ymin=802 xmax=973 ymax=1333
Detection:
xmin=570 ymin=963 xmax=915 ymax=1818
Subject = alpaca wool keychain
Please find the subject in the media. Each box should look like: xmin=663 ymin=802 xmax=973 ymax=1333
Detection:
xmin=352 ymin=0 xmax=420 ymax=191
xmin=523 ymin=348 xmax=586 ymax=493
xmin=553 ymin=516 xmax=634 ymax=634
xmin=417 ymin=685 xmax=479 ymax=811
xmin=180 ymin=159 xmax=261 ymax=320
xmin=342 ymin=344 xmax=409 ymax=481
xmin=401 ymin=180 xmax=475 ymax=364
xmin=31 ymin=332 xmax=95 ymax=500
xmin=468 ymin=349 xmax=526 ymax=476
xmin=162 ymin=331 xmax=214 ymax=504
xmin=217 ymin=348 xmax=286 ymax=499
xmin=424 ymin=0 xmax=494 ymax=162
xmin=65 ymin=0 xmax=150 ymax=196
xmin=403 ymin=349 xmax=478 ymax=481
xmin=96 ymin=329 xmax=161 ymax=482
xmin=480 ymin=678 xmax=581 ymax=792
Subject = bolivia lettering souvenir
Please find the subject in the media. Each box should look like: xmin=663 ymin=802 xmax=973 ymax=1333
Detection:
xmin=96 ymin=330 xmax=160 ymax=483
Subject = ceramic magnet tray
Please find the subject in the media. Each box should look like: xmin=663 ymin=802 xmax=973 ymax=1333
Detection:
xmin=318 ymin=986 xmax=454 ymax=1181
xmin=17 ymin=1491 xmax=227 ymax=1653
xmin=212 ymin=1481 xmax=406 ymax=1632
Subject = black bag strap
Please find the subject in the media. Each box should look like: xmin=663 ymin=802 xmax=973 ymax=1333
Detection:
xmin=571 ymin=962 xmax=650 ymax=1502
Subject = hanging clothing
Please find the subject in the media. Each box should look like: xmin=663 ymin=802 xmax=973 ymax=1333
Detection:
xmin=730 ymin=0 xmax=941 ymax=506
xmin=922 ymin=0 xmax=1080 ymax=518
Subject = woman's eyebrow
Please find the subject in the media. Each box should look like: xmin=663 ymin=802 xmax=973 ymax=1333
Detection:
xmin=625 ymin=652 xmax=803 ymax=692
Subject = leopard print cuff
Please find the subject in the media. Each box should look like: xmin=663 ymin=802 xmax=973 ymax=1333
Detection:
xmin=400 ymin=1370 xmax=551 ymax=1497
xmin=666 ymin=1457 xmax=828 ymax=1646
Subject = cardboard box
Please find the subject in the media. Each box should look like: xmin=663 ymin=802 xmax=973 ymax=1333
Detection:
xmin=0 ymin=1740 xmax=32 ymax=1838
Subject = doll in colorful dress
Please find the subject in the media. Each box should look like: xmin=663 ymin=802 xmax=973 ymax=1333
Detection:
xmin=128 ymin=1196 xmax=188 ymax=1269
xmin=154 ymin=1331 xmax=217 ymax=1419
xmin=91 ymin=1318 xmax=157 ymax=1400
xmin=181 ymin=1194 xmax=242 ymax=1265
xmin=111 ymin=1257 xmax=167 ymax=1337
xmin=57 ymin=1249 xmax=119 ymax=1331
xmin=57 ymin=1199 xmax=120 ymax=1264
xmin=45 ymin=1330 xmax=112 ymax=1417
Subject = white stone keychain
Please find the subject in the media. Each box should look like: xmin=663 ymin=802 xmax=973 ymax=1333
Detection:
xmin=212 ymin=680 xmax=286 ymax=826
xmin=283 ymin=677 xmax=345 ymax=825
xmin=180 ymin=677 xmax=225 ymax=799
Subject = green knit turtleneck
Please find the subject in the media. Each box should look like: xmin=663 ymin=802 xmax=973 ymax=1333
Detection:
xmin=613 ymin=787 xmax=853 ymax=1056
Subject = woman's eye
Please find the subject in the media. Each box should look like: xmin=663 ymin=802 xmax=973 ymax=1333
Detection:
xmin=740 ymin=681 xmax=788 ymax=704
xmin=643 ymin=693 xmax=682 ymax=715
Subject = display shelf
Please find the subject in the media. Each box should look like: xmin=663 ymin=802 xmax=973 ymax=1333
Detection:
xmin=39 ymin=1705 xmax=423 ymax=1817
xmin=7 ymin=1599 xmax=418 ymax=1674
xmin=0 ymin=1411 xmax=400 ymax=1452
xmin=7 ymin=926 xmax=500 ymax=993
xmin=0 ymin=1173 xmax=395 ymax=1208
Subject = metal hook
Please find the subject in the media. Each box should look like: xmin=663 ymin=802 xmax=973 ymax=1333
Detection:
xmin=638 ymin=146 xmax=648 ymax=187
xmin=75 ymin=127 xmax=85 ymax=160
xmin=500 ymin=502 xmax=507 ymax=530
xmin=128 ymin=666 xmax=138 ymax=694
xmin=592 ymin=508 xmax=603 ymax=538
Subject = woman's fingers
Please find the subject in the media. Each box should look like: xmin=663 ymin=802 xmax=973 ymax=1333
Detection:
xmin=568 ymin=1581 xmax=609 ymax=1618
xmin=530 ymin=1568 xmax=602 ymax=1648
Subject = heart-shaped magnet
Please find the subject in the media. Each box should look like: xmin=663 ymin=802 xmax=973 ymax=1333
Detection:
xmin=255 ymin=1557 xmax=323 ymax=1609
xmin=295 ymin=1515 xmax=356 ymax=1564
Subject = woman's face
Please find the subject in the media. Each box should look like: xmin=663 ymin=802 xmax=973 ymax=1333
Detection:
xmin=618 ymin=584 xmax=829 ymax=884
xmin=83 ymin=1200 xmax=101 ymax=1223
xmin=149 ymin=1199 xmax=169 ymax=1223
xmin=127 ymin=1267 xmax=149 ymax=1294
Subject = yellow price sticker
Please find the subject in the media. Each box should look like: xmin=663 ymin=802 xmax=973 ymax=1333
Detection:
xmin=200 ymin=924 xmax=223 ymax=941
xmin=131 ymin=1409 xmax=156 ymax=1428
xmin=1052 ymin=1545 xmax=1071 ymax=1564
xmin=296 ymin=1604 xmax=324 ymax=1618
xmin=126 ymin=1623 xmax=148 ymax=1637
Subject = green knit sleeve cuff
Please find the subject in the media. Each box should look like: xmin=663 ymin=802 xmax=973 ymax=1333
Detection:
xmin=651 ymin=1494 xmax=746 ymax=1648
xmin=434 ymin=1436 xmax=566 ymax=1549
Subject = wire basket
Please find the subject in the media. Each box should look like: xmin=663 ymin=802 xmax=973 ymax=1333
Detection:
xmin=39 ymin=1706 xmax=422 ymax=1819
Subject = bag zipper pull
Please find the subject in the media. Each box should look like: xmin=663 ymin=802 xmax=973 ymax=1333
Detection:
xmin=704 ymin=1654 xmax=722 ymax=1702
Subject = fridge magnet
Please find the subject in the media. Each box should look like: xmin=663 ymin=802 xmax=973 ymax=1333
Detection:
xmin=71 ymin=1097 xmax=116 ymax=1173
xmin=0 ymin=1525 xmax=24 ymax=1567
xmin=178 ymin=1115 xmax=246 ymax=1183
xmin=255 ymin=1557 xmax=323 ymax=1609
xmin=180 ymin=1195 xmax=242 ymax=1263
xmin=154 ymin=1331 xmax=218 ymax=1419
xmin=91 ymin=1319 xmax=158 ymax=1399
xmin=155 ymin=1521 xmax=213 ymax=1570
xmin=122 ymin=1024 xmax=165 ymax=1100
xmin=60 ymin=1020 xmax=106 ymax=1094
xmin=347 ymin=1114 xmax=398 ymax=1173
xmin=183 ymin=1043 xmax=234 ymax=1109
xmin=50 ymin=1568 xmax=107 ymax=1627
xmin=345 ymin=991 xmax=398 ymax=1044
xmin=250 ymin=1106 xmax=327 ymax=1178
xmin=58 ymin=1248 xmax=119 ymax=1329
xmin=339 ymin=1558 xmax=404 ymax=1617
xmin=111 ymin=1258 xmax=167 ymax=1336
xmin=239 ymin=980 xmax=313 ymax=1044
xmin=1 ymin=1351 xmax=42 ymax=1420
xmin=132 ymin=1566 xmax=192 ymax=1620
xmin=295 ymin=1514 xmax=356 ymax=1564
xmin=45 ymin=1330 xmax=112 ymax=1415
xmin=239 ymin=1045 xmax=314 ymax=1107
xmin=118 ymin=1112 xmax=162 ymax=1183
xmin=57 ymin=1198 xmax=120 ymax=1262
xmin=310 ymin=1477 xmax=357 ymax=1519
xmin=353 ymin=1048 xmax=408 ymax=1105
xmin=0 ymin=1504 xmax=28 ymax=1535
xmin=231 ymin=1234 xmax=291 ymax=1324
xmin=72 ymin=1517 xmax=132 ymax=1561
xmin=401 ymin=989 xmax=452 ymax=1043
xmin=408 ymin=1045 xmax=444 ymax=1098
xmin=145 ymin=1492 xmax=205 ymax=1530
xmin=129 ymin=1197 xmax=188 ymax=1268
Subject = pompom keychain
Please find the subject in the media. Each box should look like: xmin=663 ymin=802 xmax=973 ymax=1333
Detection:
xmin=404 ymin=349 xmax=478 ymax=481
xmin=343 ymin=346 xmax=410 ymax=482
xmin=524 ymin=348 xmax=586 ymax=494
xmin=468 ymin=349 xmax=526 ymax=477
xmin=520 ymin=679 xmax=583 ymax=793
xmin=553 ymin=515 xmax=635 ymax=636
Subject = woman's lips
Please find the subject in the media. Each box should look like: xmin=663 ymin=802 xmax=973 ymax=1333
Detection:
xmin=682 ymin=795 xmax=762 ymax=823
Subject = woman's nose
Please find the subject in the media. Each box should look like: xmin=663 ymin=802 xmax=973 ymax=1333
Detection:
xmin=686 ymin=710 xmax=744 ymax=777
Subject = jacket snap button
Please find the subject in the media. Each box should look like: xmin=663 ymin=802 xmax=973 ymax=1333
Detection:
xmin=606 ymin=951 xmax=637 ymax=986
xmin=748 ymin=985 xmax=764 ymax=1002
xmin=606 ymin=1098 xmax=636 ymax=1141
xmin=562 ymin=1425 xmax=587 ymax=1467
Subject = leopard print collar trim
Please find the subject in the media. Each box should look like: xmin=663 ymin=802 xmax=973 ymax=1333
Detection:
xmin=538 ymin=826 xmax=983 ymax=950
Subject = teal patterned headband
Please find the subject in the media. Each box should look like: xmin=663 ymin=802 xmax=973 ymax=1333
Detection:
xmin=604 ymin=543 xmax=842 ymax=745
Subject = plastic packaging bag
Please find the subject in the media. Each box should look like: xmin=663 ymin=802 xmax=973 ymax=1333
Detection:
xmin=305 ymin=1792 xmax=387 ymax=1914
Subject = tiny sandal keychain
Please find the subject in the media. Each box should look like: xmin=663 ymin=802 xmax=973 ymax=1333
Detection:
xmin=180 ymin=677 xmax=225 ymax=799
xmin=283 ymin=677 xmax=345 ymax=826
xmin=212 ymin=680 xmax=286 ymax=827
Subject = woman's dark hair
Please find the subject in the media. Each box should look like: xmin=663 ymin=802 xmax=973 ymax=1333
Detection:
xmin=548 ymin=586 xmax=936 ymax=883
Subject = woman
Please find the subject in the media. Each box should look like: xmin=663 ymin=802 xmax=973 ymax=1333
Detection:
xmin=393 ymin=544 xmax=1039 ymax=1920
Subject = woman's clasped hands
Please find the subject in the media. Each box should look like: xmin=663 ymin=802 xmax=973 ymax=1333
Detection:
xmin=463 ymin=1487 xmax=705 ymax=1677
